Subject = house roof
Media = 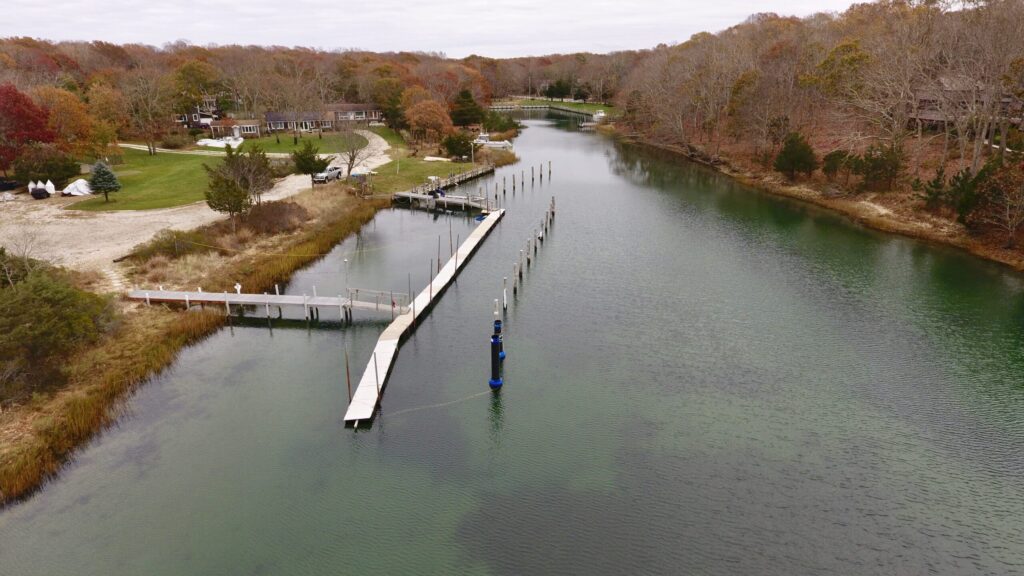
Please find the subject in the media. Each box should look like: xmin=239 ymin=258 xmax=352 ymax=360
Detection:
xmin=211 ymin=118 xmax=260 ymax=127
xmin=265 ymin=111 xmax=324 ymax=122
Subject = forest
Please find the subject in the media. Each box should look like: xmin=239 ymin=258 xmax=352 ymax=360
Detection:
xmin=1 ymin=0 xmax=1023 ymax=245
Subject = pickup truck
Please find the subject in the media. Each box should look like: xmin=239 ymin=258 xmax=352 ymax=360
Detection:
xmin=312 ymin=166 xmax=344 ymax=183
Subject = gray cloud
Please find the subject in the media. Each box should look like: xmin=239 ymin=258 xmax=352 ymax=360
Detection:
xmin=4 ymin=0 xmax=858 ymax=57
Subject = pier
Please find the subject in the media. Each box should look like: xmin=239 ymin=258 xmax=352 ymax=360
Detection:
xmin=127 ymin=288 xmax=410 ymax=321
xmin=392 ymin=164 xmax=495 ymax=211
xmin=344 ymin=208 xmax=505 ymax=426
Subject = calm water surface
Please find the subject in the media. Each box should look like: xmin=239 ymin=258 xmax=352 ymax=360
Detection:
xmin=2 ymin=114 xmax=1023 ymax=575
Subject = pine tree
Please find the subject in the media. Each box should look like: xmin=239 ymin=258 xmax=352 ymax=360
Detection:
xmin=774 ymin=132 xmax=818 ymax=180
xmin=450 ymin=89 xmax=484 ymax=126
xmin=291 ymin=139 xmax=329 ymax=186
xmin=89 ymin=161 xmax=122 ymax=202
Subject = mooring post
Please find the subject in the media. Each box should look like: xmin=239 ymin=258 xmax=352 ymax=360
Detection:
xmin=534 ymin=230 xmax=539 ymax=253
xmin=339 ymin=296 xmax=345 ymax=321
xmin=532 ymin=166 xmax=535 ymax=181
xmin=503 ymin=176 xmax=506 ymax=194
xmin=489 ymin=299 xmax=503 ymax=389
xmin=275 ymin=284 xmax=280 ymax=296
xmin=303 ymin=293 xmax=309 ymax=320
xmin=265 ymin=293 xmax=270 ymax=318
xmin=345 ymin=348 xmax=352 ymax=403
xmin=145 ymin=292 xmax=150 ymax=306
xmin=390 ymin=290 xmax=395 ymax=320
xmin=185 ymin=294 xmax=190 ymax=309
xmin=503 ymin=277 xmax=508 ymax=311
xmin=495 ymin=299 xmax=505 ymax=360
xmin=373 ymin=351 xmax=380 ymax=395
xmin=224 ymin=291 xmax=230 ymax=316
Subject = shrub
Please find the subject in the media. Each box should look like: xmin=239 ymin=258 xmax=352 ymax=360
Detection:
xmin=822 ymin=150 xmax=853 ymax=183
xmin=442 ymin=132 xmax=474 ymax=159
xmin=854 ymin=144 xmax=903 ymax=191
xmin=244 ymin=201 xmax=310 ymax=235
xmin=129 ymin=229 xmax=215 ymax=262
xmin=773 ymin=132 xmax=818 ymax=180
xmin=159 ymin=132 xmax=190 ymax=149
xmin=0 ymin=269 xmax=115 ymax=397
xmin=12 ymin=144 xmax=80 ymax=188
xmin=483 ymin=111 xmax=519 ymax=133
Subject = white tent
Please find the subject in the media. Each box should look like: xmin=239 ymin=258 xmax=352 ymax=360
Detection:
xmin=45 ymin=180 xmax=55 ymax=194
xmin=62 ymin=178 xmax=92 ymax=196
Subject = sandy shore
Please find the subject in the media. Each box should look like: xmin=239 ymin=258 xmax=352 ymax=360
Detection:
xmin=0 ymin=130 xmax=391 ymax=284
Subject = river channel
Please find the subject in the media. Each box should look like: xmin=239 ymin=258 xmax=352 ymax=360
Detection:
xmin=2 ymin=113 xmax=1023 ymax=575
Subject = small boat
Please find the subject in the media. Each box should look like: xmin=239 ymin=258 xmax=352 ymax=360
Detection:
xmin=593 ymin=110 xmax=607 ymax=121
xmin=473 ymin=132 xmax=514 ymax=150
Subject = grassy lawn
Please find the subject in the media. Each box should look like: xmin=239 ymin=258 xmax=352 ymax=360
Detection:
xmin=204 ymin=132 xmax=367 ymax=154
xmin=369 ymin=158 xmax=475 ymax=194
xmin=71 ymin=148 xmax=212 ymax=211
xmin=511 ymin=99 xmax=618 ymax=116
xmin=368 ymin=126 xmax=407 ymax=150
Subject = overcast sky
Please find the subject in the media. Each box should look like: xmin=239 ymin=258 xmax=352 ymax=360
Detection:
xmin=5 ymin=0 xmax=858 ymax=57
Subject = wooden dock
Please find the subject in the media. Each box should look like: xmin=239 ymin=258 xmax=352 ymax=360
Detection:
xmin=127 ymin=288 xmax=411 ymax=320
xmin=344 ymin=208 xmax=506 ymax=426
xmin=393 ymin=164 xmax=495 ymax=211
xmin=489 ymin=102 xmax=597 ymax=119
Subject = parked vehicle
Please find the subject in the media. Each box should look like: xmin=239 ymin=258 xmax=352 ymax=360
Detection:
xmin=312 ymin=166 xmax=344 ymax=183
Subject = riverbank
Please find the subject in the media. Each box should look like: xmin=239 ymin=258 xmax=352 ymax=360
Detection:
xmin=0 ymin=189 xmax=388 ymax=506
xmin=616 ymin=130 xmax=1024 ymax=273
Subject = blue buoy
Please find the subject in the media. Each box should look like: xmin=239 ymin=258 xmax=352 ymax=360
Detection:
xmin=489 ymin=334 xmax=503 ymax=389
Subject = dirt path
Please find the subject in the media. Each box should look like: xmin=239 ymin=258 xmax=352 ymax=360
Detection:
xmin=0 ymin=130 xmax=391 ymax=287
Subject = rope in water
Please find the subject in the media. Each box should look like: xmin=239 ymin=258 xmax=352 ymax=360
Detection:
xmin=386 ymin=390 xmax=492 ymax=418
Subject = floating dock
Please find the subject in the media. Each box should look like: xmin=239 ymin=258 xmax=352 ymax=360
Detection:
xmin=344 ymin=209 xmax=505 ymax=426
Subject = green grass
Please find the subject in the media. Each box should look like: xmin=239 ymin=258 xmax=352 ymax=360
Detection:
xmin=369 ymin=158 xmax=475 ymax=194
xmin=71 ymin=148 xmax=212 ymax=211
xmin=368 ymin=126 xmax=407 ymax=150
xmin=210 ymin=132 xmax=368 ymax=154
xmin=511 ymin=99 xmax=618 ymax=116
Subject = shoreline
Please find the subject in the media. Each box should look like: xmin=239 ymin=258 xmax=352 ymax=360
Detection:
xmin=618 ymin=132 xmax=1024 ymax=274
xmin=0 ymin=195 xmax=387 ymax=507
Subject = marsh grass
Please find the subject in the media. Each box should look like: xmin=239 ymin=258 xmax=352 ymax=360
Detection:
xmin=0 ymin=187 xmax=385 ymax=506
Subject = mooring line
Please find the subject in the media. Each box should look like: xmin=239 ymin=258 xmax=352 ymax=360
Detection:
xmin=386 ymin=390 xmax=492 ymax=418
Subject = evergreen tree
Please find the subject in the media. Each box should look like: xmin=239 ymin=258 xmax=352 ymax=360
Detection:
xmin=204 ymin=147 xmax=253 ymax=230
xmin=450 ymin=89 xmax=484 ymax=126
xmin=89 ymin=161 xmax=121 ymax=202
xmin=291 ymin=139 xmax=330 ymax=187
xmin=773 ymin=132 xmax=818 ymax=180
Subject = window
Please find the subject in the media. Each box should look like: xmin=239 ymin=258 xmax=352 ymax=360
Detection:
xmin=241 ymin=125 xmax=257 ymax=134
xmin=192 ymin=114 xmax=199 ymax=121
xmin=273 ymin=122 xmax=285 ymax=130
xmin=320 ymin=121 xmax=332 ymax=129
xmin=354 ymin=111 xmax=365 ymax=119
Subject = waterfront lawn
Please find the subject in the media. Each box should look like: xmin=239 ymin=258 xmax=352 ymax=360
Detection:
xmin=71 ymin=148 xmax=211 ymax=211
xmin=369 ymin=158 xmax=475 ymax=194
xmin=215 ymin=132 xmax=367 ymax=154
xmin=369 ymin=126 xmax=407 ymax=150
xmin=513 ymin=99 xmax=618 ymax=116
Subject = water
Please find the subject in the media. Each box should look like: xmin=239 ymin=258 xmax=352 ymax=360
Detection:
xmin=2 ymin=114 xmax=1024 ymax=575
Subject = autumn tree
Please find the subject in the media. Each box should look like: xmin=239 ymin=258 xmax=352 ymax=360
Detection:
xmin=406 ymin=100 xmax=452 ymax=142
xmin=338 ymin=125 xmax=373 ymax=178
xmin=173 ymin=59 xmax=223 ymax=115
xmin=122 ymin=68 xmax=174 ymax=155
xmin=0 ymin=84 xmax=54 ymax=176
xmin=32 ymin=86 xmax=95 ymax=158
xmin=980 ymin=159 xmax=1024 ymax=248
xmin=204 ymin=146 xmax=272 ymax=229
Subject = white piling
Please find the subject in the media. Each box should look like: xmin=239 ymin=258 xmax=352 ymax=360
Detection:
xmin=265 ymin=293 xmax=271 ymax=318
xmin=503 ymin=277 xmax=508 ymax=310
xmin=145 ymin=292 xmax=150 ymax=306
xmin=224 ymin=291 xmax=230 ymax=316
